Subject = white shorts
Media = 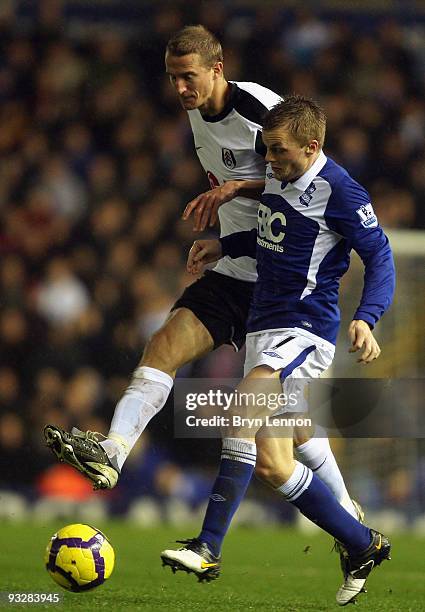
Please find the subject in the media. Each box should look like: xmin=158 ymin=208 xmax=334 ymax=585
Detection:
xmin=244 ymin=327 xmax=335 ymax=414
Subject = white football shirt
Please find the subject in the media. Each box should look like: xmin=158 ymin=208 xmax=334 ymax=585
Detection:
xmin=187 ymin=81 xmax=281 ymax=282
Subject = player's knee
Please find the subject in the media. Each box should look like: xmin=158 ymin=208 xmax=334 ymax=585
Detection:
xmin=141 ymin=327 xmax=179 ymax=374
xmin=255 ymin=457 xmax=296 ymax=488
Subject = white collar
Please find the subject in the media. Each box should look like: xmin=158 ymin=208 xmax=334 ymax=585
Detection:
xmin=290 ymin=150 xmax=327 ymax=192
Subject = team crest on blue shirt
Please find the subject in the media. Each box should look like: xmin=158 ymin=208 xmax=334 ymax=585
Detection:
xmin=299 ymin=182 xmax=316 ymax=206
xmin=356 ymin=203 xmax=378 ymax=228
xmin=222 ymin=148 xmax=236 ymax=169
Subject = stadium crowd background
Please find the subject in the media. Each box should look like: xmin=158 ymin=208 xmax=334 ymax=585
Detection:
xmin=1 ymin=0 xmax=425 ymax=524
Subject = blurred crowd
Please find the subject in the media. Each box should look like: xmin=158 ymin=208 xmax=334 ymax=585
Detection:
xmin=1 ymin=1 xmax=425 ymax=513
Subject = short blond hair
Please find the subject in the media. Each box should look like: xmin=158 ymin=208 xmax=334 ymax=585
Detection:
xmin=263 ymin=95 xmax=326 ymax=148
xmin=166 ymin=25 xmax=223 ymax=68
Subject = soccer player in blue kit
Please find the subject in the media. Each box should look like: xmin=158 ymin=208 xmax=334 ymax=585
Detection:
xmin=161 ymin=95 xmax=395 ymax=606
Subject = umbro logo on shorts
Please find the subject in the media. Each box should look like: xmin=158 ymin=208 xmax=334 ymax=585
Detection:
xmin=263 ymin=351 xmax=281 ymax=358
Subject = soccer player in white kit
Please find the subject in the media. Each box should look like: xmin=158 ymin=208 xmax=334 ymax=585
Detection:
xmin=45 ymin=25 xmax=360 ymax=565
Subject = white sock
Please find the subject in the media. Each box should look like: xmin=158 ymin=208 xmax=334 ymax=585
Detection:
xmin=100 ymin=366 xmax=173 ymax=471
xmin=276 ymin=461 xmax=312 ymax=501
xmin=294 ymin=429 xmax=357 ymax=518
xmin=222 ymin=437 xmax=257 ymax=466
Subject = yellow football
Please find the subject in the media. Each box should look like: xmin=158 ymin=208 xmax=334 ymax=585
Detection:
xmin=44 ymin=523 xmax=115 ymax=592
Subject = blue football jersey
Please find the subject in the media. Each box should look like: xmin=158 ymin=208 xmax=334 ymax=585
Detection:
xmin=220 ymin=151 xmax=395 ymax=344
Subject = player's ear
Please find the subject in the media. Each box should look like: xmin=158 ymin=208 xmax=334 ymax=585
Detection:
xmin=212 ymin=61 xmax=224 ymax=78
xmin=306 ymin=140 xmax=319 ymax=155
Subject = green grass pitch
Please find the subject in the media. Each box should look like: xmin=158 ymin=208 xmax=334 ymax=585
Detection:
xmin=0 ymin=522 xmax=424 ymax=611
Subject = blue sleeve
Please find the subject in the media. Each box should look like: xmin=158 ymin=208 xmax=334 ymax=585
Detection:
xmin=325 ymin=175 xmax=395 ymax=327
xmin=219 ymin=228 xmax=257 ymax=259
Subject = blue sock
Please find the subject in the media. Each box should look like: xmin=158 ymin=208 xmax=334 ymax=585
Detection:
xmin=199 ymin=439 xmax=256 ymax=556
xmin=278 ymin=462 xmax=371 ymax=554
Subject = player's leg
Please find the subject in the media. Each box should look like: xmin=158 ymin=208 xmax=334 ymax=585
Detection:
xmin=98 ymin=306 xmax=214 ymax=469
xmin=293 ymin=425 xmax=358 ymax=518
xmin=293 ymin=424 xmax=365 ymax=583
xmin=44 ymin=271 xmax=253 ymax=488
xmin=262 ymin=330 xmax=365 ymax=585
xmin=254 ymin=432 xmax=369 ymax=546
xmin=140 ymin=306 xmax=214 ymax=375
xmin=250 ymin=322 xmax=385 ymax=604
xmin=161 ymin=364 xmax=273 ymax=580
xmin=160 ymin=433 xmax=257 ymax=582
xmin=260 ymin=330 xmax=358 ymax=516
xmin=255 ymin=433 xmax=390 ymax=606
xmin=98 ymin=270 xmax=254 ymax=476
xmin=44 ymin=307 xmax=213 ymax=488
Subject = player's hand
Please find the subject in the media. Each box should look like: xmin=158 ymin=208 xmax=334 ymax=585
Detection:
xmin=187 ymin=239 xmax=223 ymax=274
xmin=348 ymin=320 xmax=381 ymax=364
xmin=182 ymin=181 xmax=241 ymax=231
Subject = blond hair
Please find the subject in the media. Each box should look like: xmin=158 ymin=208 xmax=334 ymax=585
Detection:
xmin=166 ymin=25 xmax=223 ymax=68
xmin=263 ymin=95 xmax=326 ymax=148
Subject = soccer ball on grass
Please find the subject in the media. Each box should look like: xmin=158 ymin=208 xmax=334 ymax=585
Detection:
xmin=44 ymin=523 xmax=115 ymax=592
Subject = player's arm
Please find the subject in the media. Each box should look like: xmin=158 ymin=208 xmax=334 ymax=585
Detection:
xmin=348 ymin=230 xmax=394 ymax=364
xmin=326 ymin=178 xmax=396 ymax=364
xmin=187 ymin=229 xmax=257 ymax=275
xmin=183 ymin=179 xmax=265 ymax=231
